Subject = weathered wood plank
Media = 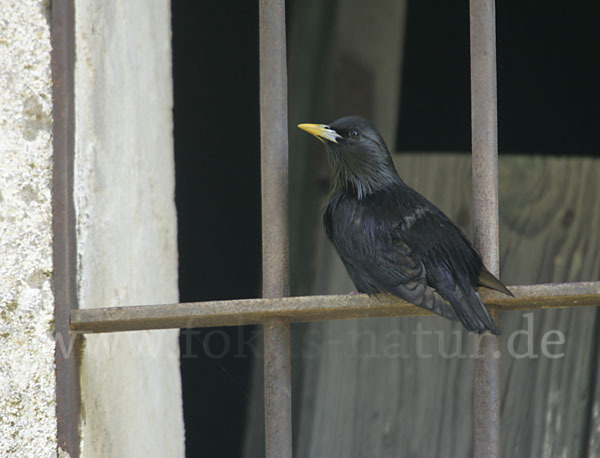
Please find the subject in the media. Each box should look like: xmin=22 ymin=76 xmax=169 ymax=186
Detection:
xmin=296 ymin=154 xmax=600 ymax=458
xmin=496 ymin=155 xmax=600 ymax=458
xmin=245 ymin=2 xmax=600 ymax=457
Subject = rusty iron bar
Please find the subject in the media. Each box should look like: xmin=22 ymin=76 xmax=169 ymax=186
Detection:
xmin=259 ymin=0 xmax=292 ymax=457
xmin=51 ymin=0 xmax=81 ymax=456
xmin=69 ymin=282 xmax=600 ymax=333
xmin=470 ymin=0 xmax=501 ymax=456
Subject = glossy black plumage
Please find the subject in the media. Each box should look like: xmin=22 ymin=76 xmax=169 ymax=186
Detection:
xmin=299 ymin=116 xmax=512 ymax=334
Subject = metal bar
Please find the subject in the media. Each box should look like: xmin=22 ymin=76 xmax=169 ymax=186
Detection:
xmin=264 ymin=321 xmax=292 ymax=457
xmin=69 ymin=282 xmax=600 ymax=333
xmin=470 ymin=0 xmax=500 ymax=456
xmin=51 ymin=0 xmax=80 ymax=456
xmin=259 ymin=0 xmax=292 ymax=457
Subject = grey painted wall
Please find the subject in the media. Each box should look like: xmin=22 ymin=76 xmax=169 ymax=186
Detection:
xmin=75 ymin=1 xmax=184 ymax=456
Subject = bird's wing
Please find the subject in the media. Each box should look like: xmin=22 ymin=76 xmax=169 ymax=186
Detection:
xmin=335 ymin=229 xmax=459 ymax=322
xmin=423 ymin=254 xmax=499 ymax=334
xmin=399 ymin=207 xmax=500 ymax=334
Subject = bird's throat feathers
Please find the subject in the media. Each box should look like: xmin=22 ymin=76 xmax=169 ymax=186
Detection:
xmin=328 ymin=150 xmax=402 ymax=200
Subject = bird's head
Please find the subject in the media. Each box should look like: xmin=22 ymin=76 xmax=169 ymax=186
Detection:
xmin=298 ymin=116 xmax=401 ymax=199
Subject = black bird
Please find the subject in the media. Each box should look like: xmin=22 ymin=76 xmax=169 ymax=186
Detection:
xmin=298 ymin=116 xmax=512 ymax=334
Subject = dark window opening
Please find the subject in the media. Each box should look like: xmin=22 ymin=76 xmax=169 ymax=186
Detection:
xmin=396 ymin=0 xmax=599 ymax=156
xmin=172 ymin=1 xmax=260 ymax=457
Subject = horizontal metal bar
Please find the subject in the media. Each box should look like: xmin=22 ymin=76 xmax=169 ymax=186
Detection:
xmin=70 ymin=282 xmax=600 ymax=334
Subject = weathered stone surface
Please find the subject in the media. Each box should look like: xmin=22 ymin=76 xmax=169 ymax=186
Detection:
xmin=0 ymin=1 xmax=56 ymax=455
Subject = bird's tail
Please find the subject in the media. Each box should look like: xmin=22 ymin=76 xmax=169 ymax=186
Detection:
xmin=459 ymin=288 xmax=499 ymax=335
xmin=439 ymin=284 xmax=500 ymax=335
xmin=478 ymin=266 xmax=514 ymax=297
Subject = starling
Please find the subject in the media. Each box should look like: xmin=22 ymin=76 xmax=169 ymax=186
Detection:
xmin=298 ymin=116 xmax=512 ymax=334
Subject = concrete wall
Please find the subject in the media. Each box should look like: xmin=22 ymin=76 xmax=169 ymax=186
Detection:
xmin=0 ymin=1 xmax=56 ymax=455
xmin=0 ymin=0 xmax=184 ymax=454
xmin=75 ymin=1 xmax=184 ymax=456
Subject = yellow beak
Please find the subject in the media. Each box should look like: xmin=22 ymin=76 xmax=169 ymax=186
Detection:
xmin=298 ymin=123 xmax=341 ymax=144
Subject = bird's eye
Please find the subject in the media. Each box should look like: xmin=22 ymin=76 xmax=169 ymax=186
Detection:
xmin=350 ymin=130 xmax=359 ymax=137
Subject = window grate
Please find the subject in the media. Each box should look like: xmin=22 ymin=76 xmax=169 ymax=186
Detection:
xmin=53 ymin=0 xmax=600 ymax=457
xmin=259 ymin=0 xmax=292 ymax=455
xmin=470 ymin=0 xmax=502 ymax=455
xmin=51 ymin=0 xmax=79 ymax=457
xmin=70 ymin=282 xmax=600 ymax=334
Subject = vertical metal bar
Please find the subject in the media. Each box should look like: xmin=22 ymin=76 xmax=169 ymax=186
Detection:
xmin=259 ymin=0 xmax=292 ymax=457
xmin=51 ymin=0 xmax=80 ymax=456
xmin=263 ymin=321 xmax=292 ymax=456
xmin=470 ymin=0 xmax=500 ymax=457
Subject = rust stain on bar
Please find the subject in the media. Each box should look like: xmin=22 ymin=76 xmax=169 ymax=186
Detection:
xmin=470 ymin=0 xmax=501 ymax=456
xmin=70 ymin=282 xmax=600 ymax=334
xmin=259 ymin=0 xmax=292 ymax=456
